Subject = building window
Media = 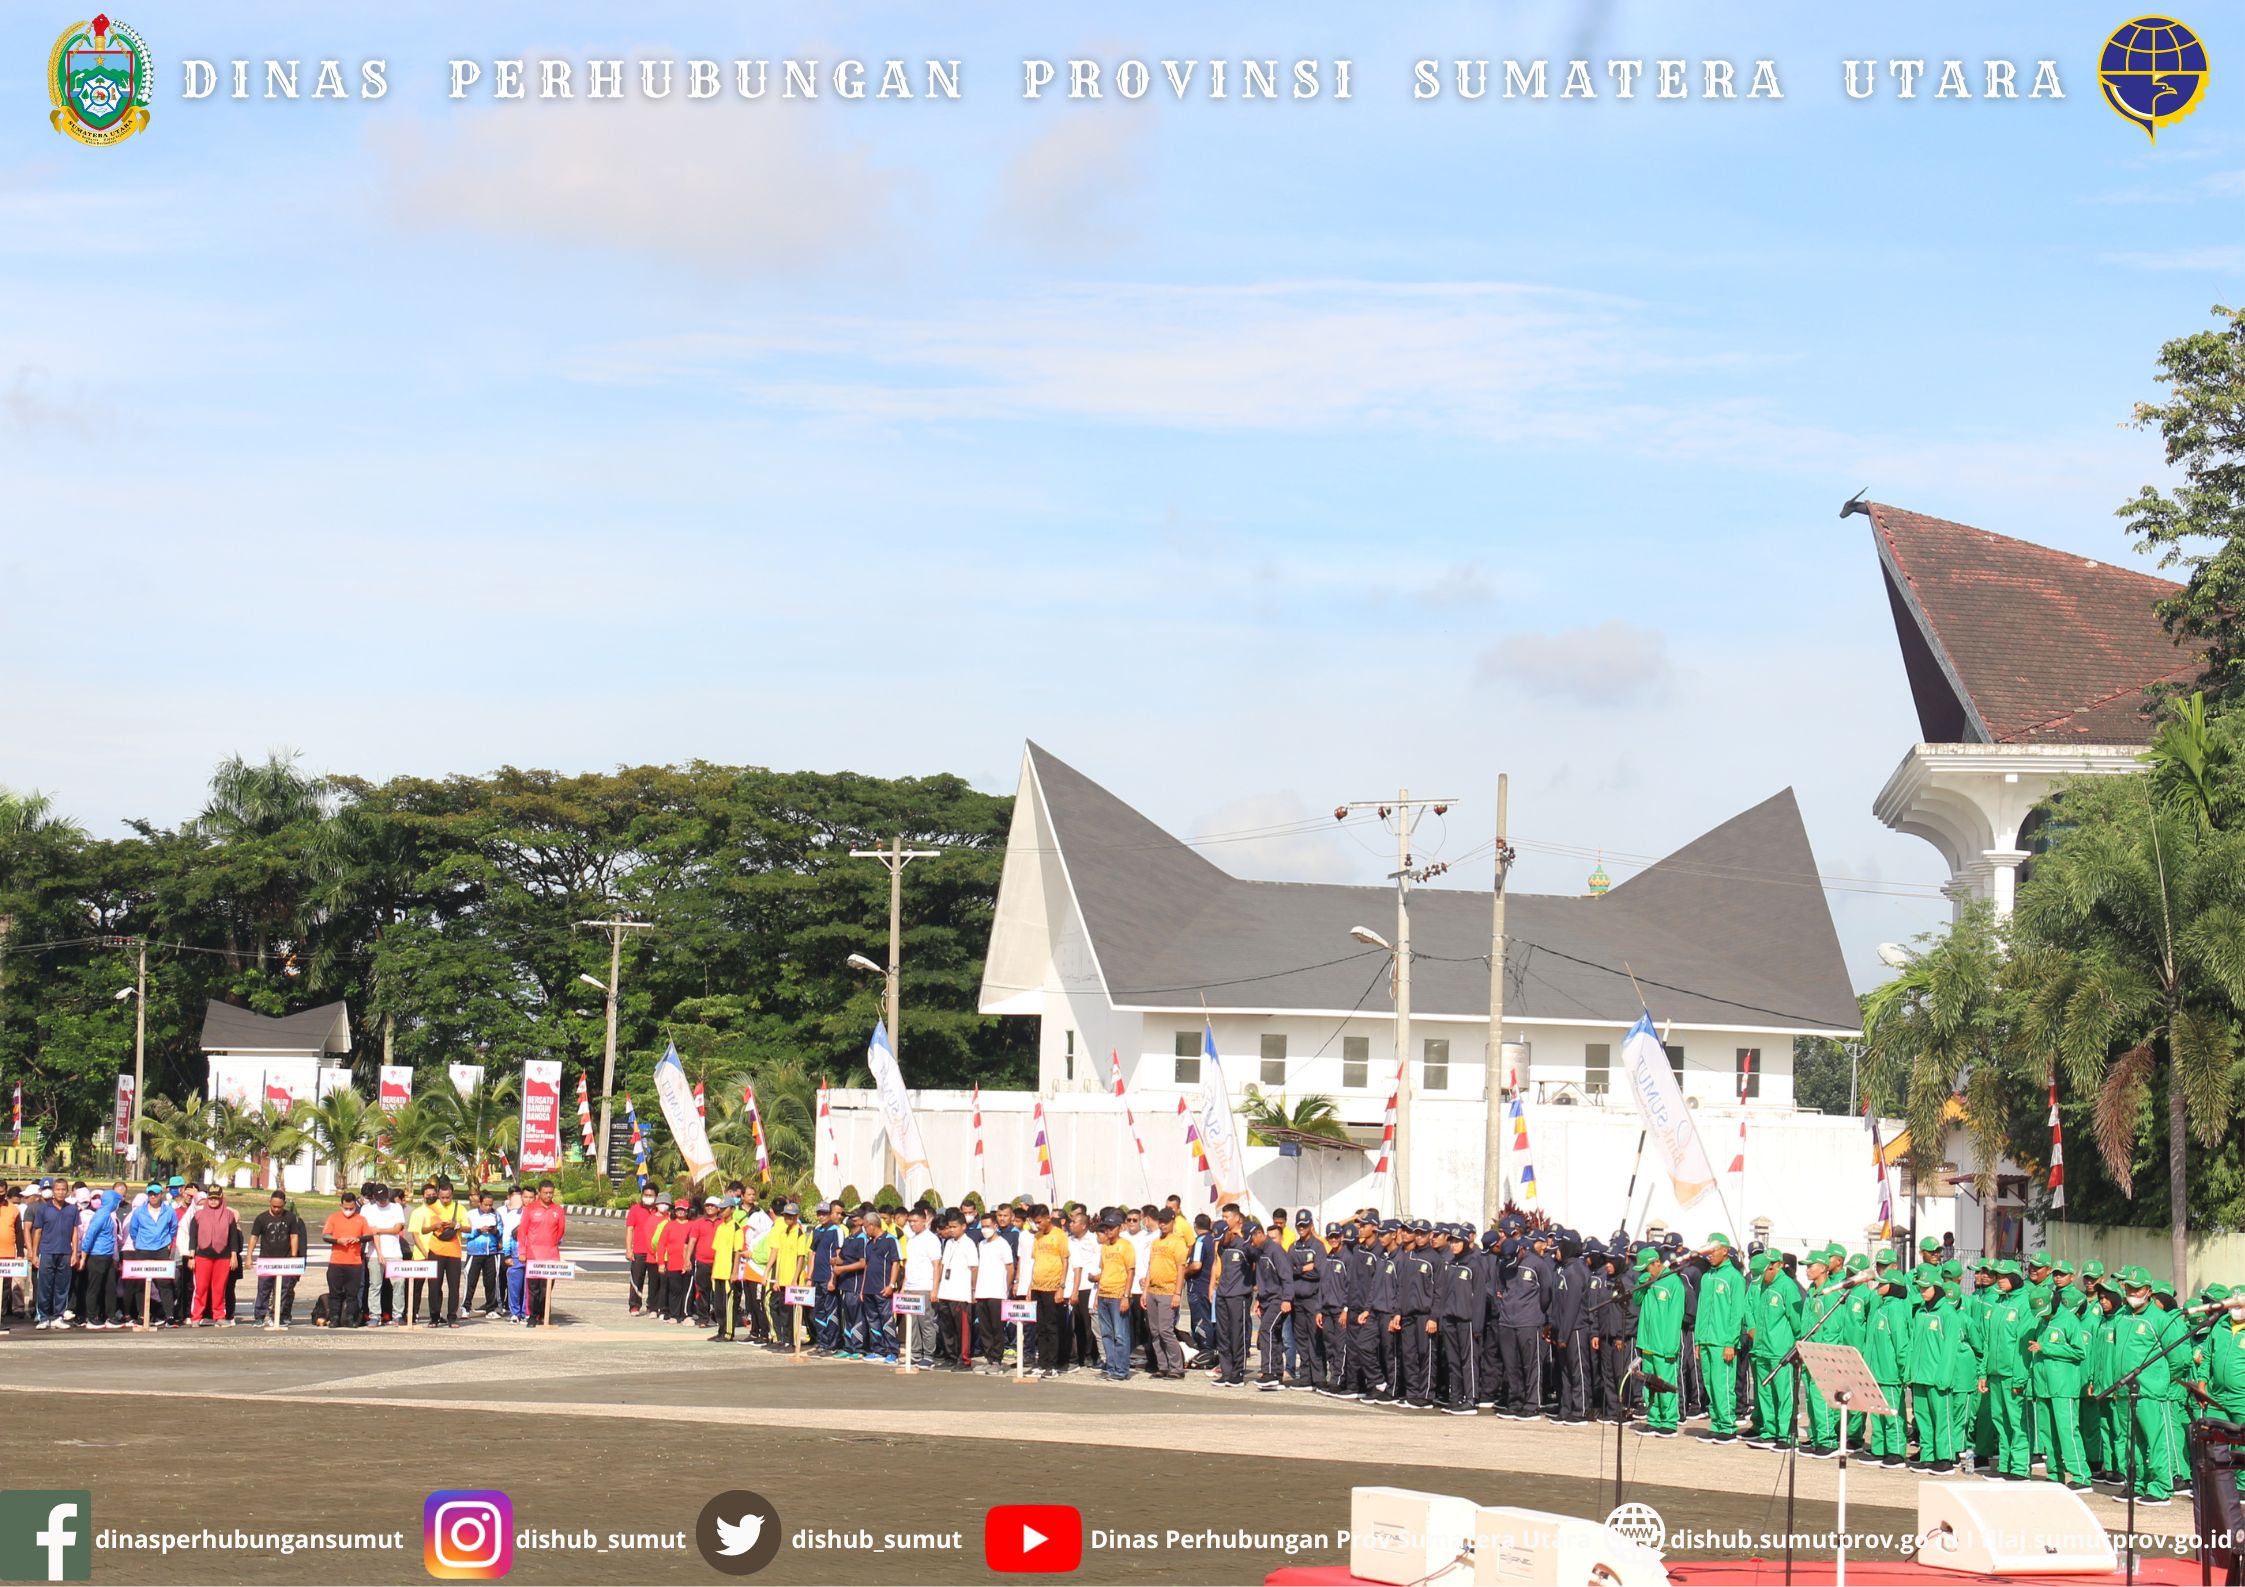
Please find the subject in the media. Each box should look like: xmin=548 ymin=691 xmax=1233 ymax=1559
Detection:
xmin=1585 ymin=1042 xmax=1611 ymax=1092
xmin=1174 ymin=1029 xmax=1201 ymax=1085
xmin=1664 ymin=1043 xmax=1684 ymax=1080
xmin=1064 ymin=1029 xmax=1076 ymax=1082
xmin=1422 ymin=1038 xmax=1449 ymax=1091
xmin=1260 ymin=1033 xmax=1287 ymax=1088
xmin=1735 ymin=1047 xmax=1761 ymax=1100
xmin=1342 ymin=1036 xmax=1369 ymax=1090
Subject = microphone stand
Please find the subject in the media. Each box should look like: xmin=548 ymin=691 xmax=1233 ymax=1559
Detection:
xmin=2093 ymin=1310 xmax=2214 ymax=1587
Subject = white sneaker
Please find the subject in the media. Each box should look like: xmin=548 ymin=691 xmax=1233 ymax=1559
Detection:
xmin=33 ymin=1320 xmax=48 ymax=1330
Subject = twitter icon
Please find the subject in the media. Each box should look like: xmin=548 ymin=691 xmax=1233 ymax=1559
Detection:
xmin=696 ymin=1491 xmax=781 ymax=1577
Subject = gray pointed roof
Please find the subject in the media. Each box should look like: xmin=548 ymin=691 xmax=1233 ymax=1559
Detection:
xmin=199 ymin=998 xmax=352 ymax=1056
xmin=1022 ymin=744 xmax=1859 ymax=1033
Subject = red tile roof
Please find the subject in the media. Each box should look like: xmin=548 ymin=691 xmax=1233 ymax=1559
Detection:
xmin=1866 ymin=502 xmax=2201 ymax=745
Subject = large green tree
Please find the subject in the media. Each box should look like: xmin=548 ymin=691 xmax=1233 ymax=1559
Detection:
xmin=2120 ymin=303 xmax=2245 ymax=708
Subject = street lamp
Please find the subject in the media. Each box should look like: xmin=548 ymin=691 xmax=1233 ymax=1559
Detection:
xmin=845 ymin=953 xmax=884 ymax=977
xmin=578 ymin=973 xmax=607 ymax=992
xmin=1349 ymin=926 xmax=1390 ymax=951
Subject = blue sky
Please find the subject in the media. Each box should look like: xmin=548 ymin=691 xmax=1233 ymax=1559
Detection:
xmin=4 ymin=1 xmax=2238 ymax=991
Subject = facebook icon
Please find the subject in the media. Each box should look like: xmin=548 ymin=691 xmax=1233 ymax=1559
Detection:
xmin=0 ymin=1492 xmax=91 ymax=1583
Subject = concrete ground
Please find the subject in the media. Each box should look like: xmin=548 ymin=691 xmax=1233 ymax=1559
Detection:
xmin=0 ymin=1251 xmax=2205 ymax=1585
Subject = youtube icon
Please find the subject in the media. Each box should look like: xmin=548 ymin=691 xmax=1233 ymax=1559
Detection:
xmin=983 ymin=1504 xmax=1083 ymax=1573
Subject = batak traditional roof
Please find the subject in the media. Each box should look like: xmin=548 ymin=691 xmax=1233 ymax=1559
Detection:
xmin=1866 ymin=502 xmax=2200 ymax=746
xmin=199 ymin=999 xmax=352 ymax=1056
xmin=995 ymin=745 xmax=1861 ymax=1034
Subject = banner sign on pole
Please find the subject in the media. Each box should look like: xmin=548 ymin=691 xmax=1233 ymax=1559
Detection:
xmin=651 ymin=1045 xmax=717 ymax=1183
xmin=253 ymin=1258 xmax=307 ymax=1277
xmin=888 ymin=1293 xmax=927 ymax=1316
xmin=1620 ymin=1011 xmax=1718 ymax=1209
xmin=865 ymin=1020 xmax=934 ymax=1203
xmin=385 ymin=1260 xmax=439 ymax=1281
xmin=447 ymin=1063 xmax=484 ymax=1097
xmin=526 ymin=1260 xmax=575 ymax=1280
xmin=783 ymin=1285 xmax=814 ymax=1307
xmin=121 ymin=1260 xmax=174 ymax=1280
xmin=378 ymin=1066 xmax=414 ymax=1109
xmin=0 ymin=1259 xmax=28 ymax=1279
xmin=113 ymin=1074 xmax=135 ymax=1151
xmin=518 ymin=1059 xmax=563 ymax=1173
xmin=1000 ymin=1299 xmax=1037 ymax=1324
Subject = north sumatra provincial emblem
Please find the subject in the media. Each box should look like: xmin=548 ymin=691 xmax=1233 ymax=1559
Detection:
xmin=49 ymin=15 xmax=152 ymax=147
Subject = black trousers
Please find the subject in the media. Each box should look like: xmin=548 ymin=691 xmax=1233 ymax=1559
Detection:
xmin=1347 ymin=1312 xmax=1386 ymax=1396
xmin=524 ymin=1276 xmax=554 ymax=1325
xmin=1478 ymin=1317 xmax=1505 ymax=1405
xmin=1216 ymin=1294 xmax=1251 ymax=1383
xmin=254 ymin=1274 xmax=298 ymax=1322
xmin=1072 ymin=1294 xmax=1096 ymax=1364
xmin=975 ymin=1298 xmax=1007 ymax=1363
xmin=125 ymin=1248 xmax=173 ymax=1322
xmin=79 ymin=1255 xmax=117 ymax=1324
xmin=629 ymin=1254 xmax=652 ymax=1311
xmin=326 ymin=1263 xmax=361 ymax=1327
xmin=1436 ymin=1318 xmax=1474 ymax=1407
xmin=1500 ymin=1325 xmax=1542 ymax=1413
xmin=463 ymin=1254 xmax=500 ymax=1313
xmin=661 ymin=1269 xmax=688 ymax=1320
xmin=1319 ymin=1307 xmax=1348 ymax=1388
xmin=691 ymin=1262 xmax=714 ymax=1322
xmin=1033 ymin=1290 xmax=1064 ymax=1369
xmin=1256 ymin=1300 xmax=1288 ymax=1381
xmin=1396 ymin=1316 xmax=1434 ymax=1404
xmin=1604 ymin=1336 xmax=1634 ymax=1415
xmin=423 ymin=1256 xmax=462 ymax=1323
xmin=1553 ymin=1330 xmax=1591 ymax=1420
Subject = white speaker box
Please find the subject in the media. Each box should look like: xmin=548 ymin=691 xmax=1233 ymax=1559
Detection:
xmin=1470 ymin=1506 xmax=1668 ymax=1587
xmin=1349 ymin=1487 xmax=1479 ymax=1587
xmin=1913 ymin=1479 xmax=2117 ymax=1575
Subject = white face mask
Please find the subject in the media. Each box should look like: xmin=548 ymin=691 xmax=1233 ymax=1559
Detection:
xmin=641 ymin=1196 xmax=655 ymax=1205
xmin=2128 ymin=1293 xmax=2149 ymax=1310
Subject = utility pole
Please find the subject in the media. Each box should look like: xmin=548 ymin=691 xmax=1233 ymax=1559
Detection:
xmin=1337 ymin=790 xmax=1457 ymax=1219
xmin=130 ymin=939 xmax=146 ymax=1163
xmin=574 ymin=916 xmax=654 ymax=1180
xmin=1482 ymin=775 xmax=1516 ymax=1225
xmin=848 ymin=837 xmax=941 ymax=1061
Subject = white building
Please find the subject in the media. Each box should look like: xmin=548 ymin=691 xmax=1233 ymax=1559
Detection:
xmin=821 ymin=744 xmax=1906 ymax=1251
xmin=201 ymin=998 xmax=354 ymax=1192
xmin=1857 ymin=500 xmax=2198 ymax=917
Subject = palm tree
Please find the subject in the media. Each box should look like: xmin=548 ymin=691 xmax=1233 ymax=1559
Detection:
xmin=2012 ymin=773 xmax=2245 ymax=1291
xmin=195 ymin=751 xmax=336 ymax=968
xmin=303 ymin=1087 xmax=378 ymax=1192
xmin=425 ymin=1073 xmax=521 ymax=1186
xmin=1859 ymin=905 xmax=2019 ymax=1253
xmin=0 ymin=787 xmax=79 ymax=839
xmin=144 ymin=1093 xmax=235 ymax=1181
xmin=1241 ymin=1087 xmax=1353 ymax=1146
xmin=230 ymin=1099 xmax=312 ymax=1191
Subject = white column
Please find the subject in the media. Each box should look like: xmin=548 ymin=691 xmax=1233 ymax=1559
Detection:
xmin=1982 ymin=849 xmax=2031 ymax=918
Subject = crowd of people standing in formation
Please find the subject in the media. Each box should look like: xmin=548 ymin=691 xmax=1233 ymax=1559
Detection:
xmin=629 ymin=1188 xmax=2244 ymax=1507
xmin=0 ymin=1175 xmax=568 ymax=1331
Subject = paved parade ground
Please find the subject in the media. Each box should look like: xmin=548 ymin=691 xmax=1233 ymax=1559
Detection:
xmin=0 ymin=1238 xmax=2207 ymax=1586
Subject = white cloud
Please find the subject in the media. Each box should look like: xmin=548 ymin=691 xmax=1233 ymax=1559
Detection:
xmin=994 ymin=115 xmax=1150 ymax=259
xmin=1190 ymin=791 xmax=1360 ymax=885
xmin=371 ymin=94 xmax=905 ymax=276
xmin=1475 ymin=620 xmax=1672 ymax=707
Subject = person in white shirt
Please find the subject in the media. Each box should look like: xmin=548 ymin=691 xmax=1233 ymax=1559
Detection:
xmin=1068 ymin=1207 xmax=1100 ymax=1373
xmin=358 ymin=1184 xmax=409 ymax=1326
xmin=935 ymin=1210 xmax=979 ymax=1370
xmin=971 ymin=1220 xmax=1014 ymax=1371
xmin=1127 ymin=1206 xmax=1157 ymax=1375
xmin=901 ymin=1206 xmax=943 ymax=1366
xmin=741 ymin=1196 xmax=776 ymax=1343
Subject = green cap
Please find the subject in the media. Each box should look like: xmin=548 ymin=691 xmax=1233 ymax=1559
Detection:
xmin=1749 ymin=1251 xmax=1776 ymax=1273
xmin=1939 ymin=1259 xmax=1963 ymax=1280
xmin=2120 ymin=1265 xmax=2154 ymax=1288
xmin=2029 ymin=1250 xmax=2053 ymax=1270
xmin=2083 ymin=1260 xmax=2106 ymax=1279
xmin=1911 ymin=1265 xmax=1939 ymax=1287
xmin=1996 ymin=1258 xmax=2022 ymax=1278
xmin=1874 ymin=1247 xmax=1897 ymax=1267
xmin=1635 ymin=1246 xmax=1661 ymax=1269
xmin=1846 ymin=1253 xmax=1869 ymax=1273
xmin=2053 ymin=1260 xmax=2074 ymax=1276
xmin=2204 ymin=1284 xmax=2231 ymax=1303
xmin=1704 ymin=1232 xmax=1731 ymax=1249
xmin=2153 ymin=1280 xmax=2176 ymax=1299
xmin=1919 ymin=1236 xmax=1941 ymax=1254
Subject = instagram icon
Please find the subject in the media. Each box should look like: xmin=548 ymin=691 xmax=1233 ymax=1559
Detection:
xmin=423 ymin=1490 xmax=514 ymax=1580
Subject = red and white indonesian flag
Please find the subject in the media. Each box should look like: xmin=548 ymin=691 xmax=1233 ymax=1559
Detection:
xmin=1620 ymin=1011 xmax=1717 ymax=1208
xmin=866 ymin=1020 xmax=934 ymax=1203
xmin=518 ymin=1059 xmax=563 ymax=1173
xmin=653 ymin=1044 xmax=718 ymax=1183
xmin=378 ymin=1066 xmax=413 ymax=1109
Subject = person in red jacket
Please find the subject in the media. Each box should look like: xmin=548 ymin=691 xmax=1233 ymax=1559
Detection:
xmin=517 ymin=1181 xmax=568 ymax=1328
xmin=623 ymin=1188 xmax=661 ymax=1316
xmin=652 ymin=1201 xmax=695 ymax=1324
xmin=689 ymin=1197 xmax=719 ymax=1327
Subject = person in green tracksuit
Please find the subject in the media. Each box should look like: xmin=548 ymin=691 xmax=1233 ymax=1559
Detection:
xmin=2189 ymin=1291 xmax=2245 ymax=1488
xmin=1799 ymin=1249 xmax=1848 ymax=1456
xmin=1942 ymin=1270 xmax=1984 ymax=1474
xmin=1693 ymin=1234 xmax=1746 ymax=1443
xmin=2152 ymin=1285 xmax=2196 ymax=1497
xmin=1861 ymin=1267 xmax=1912 ymax=1466
xmin=1982 ymin=1263 xmax=2034 ymax=1480
xmin=1966 ymin=1261 xmax=2002 ymax=1464
xmin=1746 ymin=1251 xmax=1802 ymax=1450
xmin=1633 ymin=1245 xmax=1686 ymax=1436
xmin=2021 ymin=1251 xmax=2056 ymax=1470
xmin=1906 ymin=1267 xmax=1959 ymax=1470
xmin=2083 ymin=1269 xmax=2120 ymax=1480
xmin=1839 ymin=1253 xmax=1876 ymax=1450
xmin=2026 ymin=1287 xmax=2091 ymax=1491
xmin=2109 ymin=1266 xmax=2181 ymax=1505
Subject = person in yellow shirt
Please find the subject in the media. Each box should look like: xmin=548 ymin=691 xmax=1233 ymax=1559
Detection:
xmin=710 ymin=1200 xmax=751 ymax=1343
xmin=1144 ymin=1207 xmax=1192 ymax=1379
xmin=1095 ymin=1214 xmax=1136 ymax=1381
xmin=754 ymin=1201 xmax=814 ymax=1350
xmin=407 ymin=1180 xmax=466 ymax=1327
xmin=1028 ymin=1204 xmax=1072 ymax=1380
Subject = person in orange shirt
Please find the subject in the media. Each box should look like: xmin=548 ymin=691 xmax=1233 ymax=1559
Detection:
xmin=0 ymin=1188 xmax=21 ymax=1326
xmin=1144 ymin=1208 xmax=1192 ymax=1379
xmin=321 ymin=1192 xmax=372 ymax=1328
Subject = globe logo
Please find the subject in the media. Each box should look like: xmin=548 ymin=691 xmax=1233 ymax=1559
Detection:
xmin=1603 ymin=1502 xmax=1667 ymax=1556
xmin=2098 ymin=16 xmax=2210 ymax=142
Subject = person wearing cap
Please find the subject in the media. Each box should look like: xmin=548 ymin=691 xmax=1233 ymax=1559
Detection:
xmin=1310 ymin=1220 xmax=1349 ymax=1394
xmin=2107 ymin=1267 xmax=2178 ymax=1502
xmin=2187 ymin=1289 xmax=2245 ymax=1434
xmin=1494 ymin=1228 xmax=1547 ymax=1419
xmin=1433 ymin=1228 xmax=1483 ymax=1416
xmin=517 ymin=1180 xmax=568 ymax=1326
xmin=1208 ymin=1211 xmax=1254 ymax=1387
xmin=862 ymin=1205 xmax=902 ymax=1364
xmin=1982 ymin=1261 xmax=2035 ymax=1480
xmin=2084 ymin=1271 xmax=2124 ymax=1482
xmin=1794 ymin=1248 xmax=1847 ymax=1457
xmin=687 ymin=1196 xmax=721 ymax=1329
xmin=1904 ymin=1266 xmax=1960 ymax=1471
xmin=1249 ymin=1218 xmax=1289 ymax=1391
xmin=1860 ymin=1263 xmax=1911 ymax=1466
xmin=320 ymin=1192 xmax=371 ymax=1327
xmin=1337 ymin=1221 xmax=1382 ymax=1401
xmin=1286 ymin=1213 xmax=1321 ymax=1390
xmin=1743 ymin=1251 xmax=1802 ymax=1451
xmin=648 ymin=1198 xmax=693 ymax=1323
xmin=1141 ymin=1208 xmax=1189 ymax=1379
xmin=1543 ymin=1232 xmax=1592 ymax=1425
xmin=1089 ymin=1211 xmax=1133 ymax=1382
xmin=1692 ymin=1235 xmax=1746 ymax=1442
xmin=121 ymin=1180 xmax=176 ymax=1327
xmin=2025 ymin=1284 xmax=2091 ymax=1491
xmin=624 ymin=1185 xmax=662 ymax=1316
xmin=0 ymin=1185 xmax=22 ymax=1327
xmin=1632 ymin=1245 xmax=1685 ymax=1436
